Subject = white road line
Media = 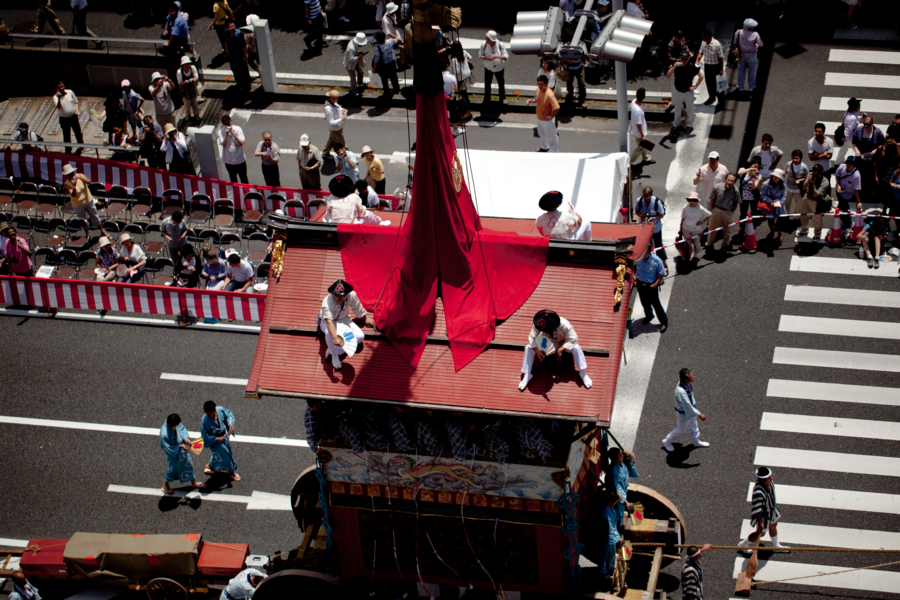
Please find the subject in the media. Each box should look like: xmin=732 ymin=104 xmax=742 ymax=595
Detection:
xmin=829 ymin=49 xmax=900 ymax=65
xmin=821 ymin=120 xmax=888 ymax=133
xmin=820 ymin=96 xmax=900 ymax=114
xmin=107 ymin=484 xmax=291 ymax=510
xmin=731 ymin=557 xmax=900 ymax=594
xmin=772 ymin=347 xmax=900 ymax=372
xmin=755 ymin=445 xmax=900 ymax=477
xmin=0 ymin=308 xmax=261 ymax=332
xmin=160 ymin=373 xmax=249 ymax=386
xmin=825 ymin=72 xmax=900 ymax=89
xmin=761 ymin=413 xmax=900 ymax=441
xmin=779 ymin=314 xmax=900 ymax=340
xmin=790 ymin=255 xmax=899 ymax=277
xmin=0 ymin=537 xmax=28 ymax=547
xmin=784 ymin=285 xmax=900 ymax=308
xmin=767 ymin=379 xmax=900 ymax=407
xmin=746 ymin=481 xmax=900 ymax=514
xmin=0 ymin=416 xmax=308 ymax=448
xmin=739 ymin=520 xmax=900 ymax=549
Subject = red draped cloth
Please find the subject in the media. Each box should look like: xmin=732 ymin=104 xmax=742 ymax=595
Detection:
xmin=338 ymin=94 xmax=548 ymax=371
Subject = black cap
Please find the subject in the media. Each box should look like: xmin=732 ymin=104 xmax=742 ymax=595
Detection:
xmin=533 ymin=309 xmax=560 ymax=334
xmin=328 ymin=279 xmax=353 ymax=295
xmin=329 ymin=175 xmax=355 ymax=198
xmin=539 ymin=191 xmax=564 ymax=212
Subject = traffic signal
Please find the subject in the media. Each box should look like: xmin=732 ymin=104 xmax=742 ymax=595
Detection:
xmin=589 ymin=11 xmax=653 ymax=64
xmin=510 ymin=7 xmax=564 ymax=56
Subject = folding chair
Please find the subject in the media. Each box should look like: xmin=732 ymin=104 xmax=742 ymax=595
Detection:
xmin=219 ymin=232 xmax=241 ymax=255
xmin=307 ymin=198 xmax=327 ymax=220
xmin=245 ymin=231 xmax=271 ymax=267
xmin=102 ymin=185 xmax=129 ymax=222
xmin=42 ymin=217 xmax=68 ymax=249
xmin=213 ymin=198 xmax=235 ymax=230
xmin=0 ymin=177 xmax=15 ymax=214
xmin=255 ymin=262 xmax=270 ymax=284
xmin=62 ymin=218 xmax=91 ymax=251
xmin=196 ymin=228 xmax=221 ymax=251
xmin=146 ymin=256 xmax=176 ymax=286
xmin=130 ymin=186 xmax=153 ymax=222
xmin=143 ymin=223 xmax=166 ymax=258
xmin=73 ymin=250 xmax=98 ymax=280
xmin=100 ymin=220 xmax=121 ymax=244
xmin=54 ymin=249 xmax=80 ymax=279
xmin=160 ymin=189 xmax=185 ymax=219
xmin=240 ymin=191 xmax=266 ymax=231
xmin=34 ymin=186 xmax=61 ymax=232
xmin=15 ymin=182 xmax=39 ymax=222
xmin=187 ymin=194 xmax=212 ymax=227
xmin=283 ymin=200 xmax=306 ymax=220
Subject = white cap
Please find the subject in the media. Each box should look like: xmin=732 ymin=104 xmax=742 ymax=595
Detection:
xmin=486 ymin=30 xmax=498 ymax=42
xmin=596 ymin=0 xmax=610 ymax=4
xmin=300 ymin=134 xmax=310 ymax=147
xmin=708 ymin=151 xmax=720 ymax=159
xmin=353 ymin=32 xmax=368 ymax=46
xmin=120 ymin=79 xmax=131 ymax=88
xmin=744 ymin=18 xmax=758 ymax=28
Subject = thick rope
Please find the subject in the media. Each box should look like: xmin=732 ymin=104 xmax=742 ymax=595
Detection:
xmin=630 ymin=542 xmax=900 ymax=553
xmin=751 ymin=559 xmax=900 ymax=587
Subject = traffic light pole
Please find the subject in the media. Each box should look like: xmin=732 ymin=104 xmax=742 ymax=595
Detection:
xmin=612 ymin=0 xmax=628 ymax=153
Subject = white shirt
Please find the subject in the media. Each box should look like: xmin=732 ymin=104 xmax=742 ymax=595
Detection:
xmin=324 ymin=100 xmax=344 ymax=131
xmin=535 ymin=202 xmax=579 ymax=239
xmin=53 ymin=90 xmax=78 ymax=118
xmin=161 ymin=132 xmax=189 ymax=163
xmin=325 ymin=193 xmax=367 ymax=224
xmin=218 ymin=125 xmax=246 ymax=165
xmin=843 ymin=111 xmax=859 ymax=141
xmin=626 ymin=2 xmax=645 ymax=19
xmin=441 ymin=71 xmax=456 ymax=100
xmin=219 ymin=568 xmax=266 ymax=600
xmin=382 ymin=13 xmax=399 ymax=38
xmin=630 ymin=100 xmax=646 ymax=138
xmin=71 ymin=0 xmax=87 ymax=9
xmin=808 ymin=135 xmax=834 ymax=172
xmin=225 ymin=259 xmax=253 ymax=282
xmin=451 ymin=51 xmax=472 ymax=83
xmin=320 ymin=290 xmax=366 ymax=323
xmin=343 ymin=39 xmax=365 ymax=70
xmin=698 ymin=162 xmax=729 ymax=203
xmin=150 ymin=81 xmax=175 ymax=116
xmin=680 ymin=203 xmax=711 ymax=232
xmin=527 ymin=317 xmax=578 ymax=351
xmin=363 ymin=186 xmax=380 ymax=208
xmin=121 ymin=243 xmax=146 ymax=268
xmin=176 ymin=65 xmax=199 ymax=85
xmin=758 ymin=148 xmax=775 ymax=178
xmin=479 ymin=40 xmax=507 ymax=73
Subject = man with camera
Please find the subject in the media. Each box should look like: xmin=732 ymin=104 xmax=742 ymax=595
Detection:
xmin=217 ymin=114 xmax=247 ymax=183
xmin=138 ymin=115 xmax=166 ymax=170
xmin=52 ymin=81 xmax=83 ymax=154
xmin=667 ymin=50 xmax=703 ymax=137
xmin=332 ymin=142 xmax=359 ymax=184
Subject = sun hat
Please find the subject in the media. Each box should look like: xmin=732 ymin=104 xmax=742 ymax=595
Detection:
xmin=119 ymin=232 xmax=134 ymax=244
xmin=164 ymin=123 xmax=177 ymax=135
xmin=771 ymin=168 xmax=785 ymax=180
xmin=300 ymin=134 xmax=310 ymax=147
xmin=686 ymin=192 xmax=700 ymax=201
xmin=360 ymin=145 xmax=372 ymax=154
xmin=743 ymin=18 xmax=758 ymax=28
xmin=708 ymin=151 xmax=720 ymax=159
xmin=486 ymin=30 xmax=498 ymax=42
xmin=62 ymin=164 xmax=77 ymax=176
xmin=151 ymin=71 xmax=164 ymax=82
xmin=353 ymin=32 xmax=368 ymax=46
xmin=385 ymin=2 xmax=398 ymax=14
xmin=180 ymin=55 xmax=193 ymax=66
xmin=97 ymin=236 xmax=112 ymax=248
xmin=326 ymin=90 xmax=341 ymax=99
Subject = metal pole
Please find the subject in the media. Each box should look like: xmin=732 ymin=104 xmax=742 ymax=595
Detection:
xmin=612 ymin=0 xmax=628 ymax=154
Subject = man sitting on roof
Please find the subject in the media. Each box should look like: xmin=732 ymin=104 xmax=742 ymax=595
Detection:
xmin=520 ymin=309 xmax=592 ymax=391
xmin=319 ymin=278 xmax=374 ymax=370
xmin=535 ymin=190 xmax=592 ymax=241
xmin=324 ymin=175 xmax=391 ymax=226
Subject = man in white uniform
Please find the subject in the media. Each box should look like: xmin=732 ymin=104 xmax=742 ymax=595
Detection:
xmin=220 ymin=567 xmax=266 ymax=599
xmin=535 ymin=191 xmax=592 ymax=241
xmin=320 ymin=279 xmax=374 ymax=370
xmin=519 ymin=309 xmax=592 ymax=391
xmin=629 ymin=88 xmax=653 ymax=166
xmin=325 ymin=175 xmax=390 ymax=226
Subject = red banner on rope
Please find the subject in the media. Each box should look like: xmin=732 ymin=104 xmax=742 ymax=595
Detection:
xmin=0 ymin=275 xmax=265 ymax=322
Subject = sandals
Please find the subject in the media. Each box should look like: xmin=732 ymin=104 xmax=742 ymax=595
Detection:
xmin=161 ymin=486 xmax=174 ymax=496
xmin=192 ymin=482 xmax=207 ymax=489
xmin=230 ymin=473 xmax=241 ymax=482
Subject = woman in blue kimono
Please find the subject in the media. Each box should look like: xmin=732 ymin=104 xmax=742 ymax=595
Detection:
xmin=598 ymin=489 xmax=622 ymax=578
xmin=201 ymin=401 xmax=240 ymax=481
xmin=160 ymin=413 xmax=205 ymax=495
xmin=606 ymin=447 xmax=639 ymax=526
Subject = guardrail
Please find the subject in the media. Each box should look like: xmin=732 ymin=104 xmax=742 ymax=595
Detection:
xmin=2 ymin=32 xmax=196 ymax=56
xmin=0 ymin=139 xmax=138 ymax=160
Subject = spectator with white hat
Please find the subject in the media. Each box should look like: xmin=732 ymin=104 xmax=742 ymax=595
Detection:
xmin=62 ymin=164 xmax=106 ymax=239
xmin=161 ymin=123 xmax=195 ymax=175
xmin=479 ymin=30 xmax=508 ymax=105
xmin=149 ymin=72 xmax=177 ymax=130
xmin=95 ymin=236 xmax=119 ymax=281
xmin=120 ymin=80 xmax=144 ymax=138
xmin=176 ymin=56 xmax=201 ymax=123
xmin=382 ymin=2 xmax=401 ymax=44
xmin=360 ymin=145 xmax=386 ymax=194
xmin=693 ymin=151 xmax=729 ymax=207
xmin=733 ymin=18 xmax=763 ymax=96
xmin=759 ymin=168 xmax=786 ymax=243
xmin=298 ymin=134 xmax=323 ymax=190
xmin=116 ymin=233 xmax=147 ymax=283
xmin=343 ymin=32 xmax=368 ymax=97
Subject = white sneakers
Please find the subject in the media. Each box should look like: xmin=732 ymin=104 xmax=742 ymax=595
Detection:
xmin=693 ymin=440 xmax=710 ymax=448
xmin=518 ymin=373 xmax=533 ymax=391
xmin=662 ymin=439 xmax=675 ymax=452
xmin=379 ymin=220 xmax=392 ymax=226
xmin=578 ymin=370 xmax=592 ymax=389
xmin=331 ymin=353 xmax=342 ymax=370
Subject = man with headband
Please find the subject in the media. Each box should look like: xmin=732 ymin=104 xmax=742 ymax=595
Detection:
xmin=319 ymin=278 xmax=374 ymax=370
xmin=681 ymin=543 xmax=711 ymax=600
xmin=535 ymin=191 xmax=592 ymax=241
xmin=738 ymin=466 xmax=789 ymax=553
xmin=519 ymin=309 xmax=592 ymax=391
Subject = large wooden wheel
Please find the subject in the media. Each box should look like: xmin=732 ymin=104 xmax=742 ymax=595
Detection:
xmin=146 ymin=577 xmax=188 ymax=600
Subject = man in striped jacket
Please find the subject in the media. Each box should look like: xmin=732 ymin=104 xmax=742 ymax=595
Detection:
xmin=738 ymin=466 xmax=790 ymax=554
xmin=681 ymin=544 xmax=710 ymax=600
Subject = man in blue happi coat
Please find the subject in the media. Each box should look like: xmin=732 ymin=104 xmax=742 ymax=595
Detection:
xmin=160 ymin=413 xmax=205 ymax=495
xmin=202 ymin=401 xmax=240 ymax=481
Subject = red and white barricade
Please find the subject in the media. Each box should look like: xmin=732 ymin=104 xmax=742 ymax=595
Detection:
xmin=0 ymin=276 xmax=266 ymax=322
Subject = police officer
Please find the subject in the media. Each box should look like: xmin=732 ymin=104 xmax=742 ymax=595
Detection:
xmin=634 ymin=244 xmax=668 ymax=332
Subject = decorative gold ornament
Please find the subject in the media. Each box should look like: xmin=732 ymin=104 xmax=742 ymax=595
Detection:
xmin=271 ymin=234 xmax=287 ymax=280
xmin=613 ymin=254 xmax=627 ymax=306
xmin=451 ymin=151 xmax=463 ymax=193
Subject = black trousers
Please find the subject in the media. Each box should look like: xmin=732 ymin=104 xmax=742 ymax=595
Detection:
xmin=651 ymin=230 xmax=667 ymax=261
xmin=837 ymin=197 xmax=853 ymax=230
xmin=379 ymin=61 xmax=400 ymax=96
xmin=484 ymin=68 xmax=505 ymax=102
xmin=636 ymin=281 xmax=667 ymax=324
xmin=59 ymin=115 xmax=84 ymax=153
xmin=230 ymin=60 xmax=251 ymax=90
xmin=262 ymin=163 xmax=281 ymax=187
xmin=225 ymin=161 xmax=248 ymax=183
xmin=303 ymin=15 xmax=325 ymax=48
xmin=146 ymin=151 xmax=167 ymax=171
xmin=703 ymin=64 xmax=721 ymax=101
xmin=170 ymin=153 xmax=195 ymax=176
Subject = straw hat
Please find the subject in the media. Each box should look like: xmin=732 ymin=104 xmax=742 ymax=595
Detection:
xmin=360 ymin=145 xmax=372 ymax=154
xmin=164 ymin=123 xmax=177 ymax=135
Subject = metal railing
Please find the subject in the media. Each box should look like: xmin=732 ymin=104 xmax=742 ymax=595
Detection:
xmin=2 ymin=32 xmax=195 ymax=56
xmin=0 ymin=139 xmax=139 ymax=159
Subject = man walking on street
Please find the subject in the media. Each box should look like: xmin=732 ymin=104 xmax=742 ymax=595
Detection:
xmin=668 ymin=50 xmax=702 ymax=137
xmin=526 ymin=74 xmax=559 ymax=153
xmin=344 ymin=32 xmax=368 ymax=97
xmin=224 ymin=19 xmax=251 ymax=91
xmin=303 ymin=0 xmax=325 ymax=50
xmin=217 ymin=114 xmax=247 ymax=184
xmin=634 ymin=245 xmax=667 ymax=332
xmin=70 ymin=0 xmax=102 ymax=48
xmin=323 ymin=90 xmax=348 ymax=156
xmin=52 ymin=81 xmax=83 ymax=154
xmin=255 ymin=131 xmax=281 ymax=187
xmin=734 ymin=18 xmax=763 ymax=96
xmin=480 ymin=30 xmax=508 ymax=105
xmin=35 ymin=0 xmax=65 ymax=34
xmin=696 ymin=28 xmax=724 ymax=105
xmin=705 ymin=173 xmax=739 ymax=253
xmin=298 ymin=134 xmax=322 ymax=190
xmin=738 ymin=467 xmax=790 ymax=553
xmin=681 ymin=544 xmax=712 ymax=600
xmin=629 ymin=88 xmax=654 ymax=166
xmin=662 ymin=368 xmax=709 ymax=451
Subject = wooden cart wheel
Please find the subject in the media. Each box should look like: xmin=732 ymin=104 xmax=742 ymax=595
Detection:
xmin=146 ymin=577 xmax=188 ymax=600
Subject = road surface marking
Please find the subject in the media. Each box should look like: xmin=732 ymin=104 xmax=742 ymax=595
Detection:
xmin=739 ymin=520 xmax=900 ymax=549
xmin=772 ymin=347 xmax=900 ymax=372
xmin=825 ymin=72 xmax=900 ymax=89
xmin=0 ymin=538 xmax=28 ymax=547
xmin=0 ymin=308 xmax=260 ymax=332
xmin=779 ymin=314 xmax=900 ymax=339
xmin=731 ymin=557 xmax=900 ymax=594
xmin=107 ymin=484 xmax=291 ymax=510
xmin=0 ymin=416 xmax=308 ymax=447
xmin=761 ymin=413 xmax=900 ymax=441
xmin=755 ymin=445 xmax=900 ymax=477
xmin=820 ymin=96 xmax=900 ymax=114
xmin=746 ymin=482 xmax=900 ymax=514
xmin=766 ymin=379 xmax=900 ymax=406
xmin=789 ymin=255 xmax=899 ymax=277
xmin=160 ymin=373 xmax=249 ymax=386
xmin=784 ymin=285 xmax=900 ymax=308
xmin=820 ymin=120 xmax=888 ymax=133
xmin=829 ymin=50 xmax=900 ymax=64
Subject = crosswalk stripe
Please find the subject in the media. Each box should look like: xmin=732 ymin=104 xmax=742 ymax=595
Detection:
xmin=784 ymin=285 xmax=900 ymax=308
xmin=789 ymin=255 xmax=898 ymax=278
xmin=755 ymin=445 xmax=900 ymax=477
xmin=773 ymin=347 xmax=900 ymax=372
xmin=731 ymin=557 xmax=900 ymax=594
xmin=739 ymin=520 xmax=900 ymax=549
xmin=779 ymin=314 xmax=900 ymax=340
xmin=820 ymin=120 xmax=889 ymax=133
xmin=829 ymin=49 xmax=900 ymax=65
xmin=820 ymin=96 xmax=900 ymax=114
xmin=767 ymin=379 xmax=900 ymax=407
xmin=746 ymin=481 xmax=900 ymax=514
xmin=825 ymin=72 xmax=900 ymax=89
xmin=760 ymin=413 xmax=900 ymax=441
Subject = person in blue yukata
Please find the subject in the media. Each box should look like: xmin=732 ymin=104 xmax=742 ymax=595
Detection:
xmin=160 ymin=413 xmax=205 ymax=495
xmin=597 ymin=487 xmax=622 ymax=579
xmin=606 ymin=447 xmax=639 ymax=526
xmin=634 ymin=245 xmax=668 ymax=333
xmin=662 ymin=368 xmax=709 ymax=452
xmin=202 ymin=401 xmax=240 ymax=481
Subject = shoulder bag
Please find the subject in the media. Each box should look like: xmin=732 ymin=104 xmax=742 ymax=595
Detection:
xmin=834 ymin=112 xmax=847 ymax=146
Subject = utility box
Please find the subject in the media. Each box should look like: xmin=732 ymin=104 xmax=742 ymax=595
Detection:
xmin=253 ymin=18 xmax=278 ymax=93
xmin=187 ymin=124 xmax=221 ymax=180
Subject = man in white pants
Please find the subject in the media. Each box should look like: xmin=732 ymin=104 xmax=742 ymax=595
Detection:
xmin=667 ymin=50 xmax=703 ymax=136
xmin=535 ymin=191 xmax=592 ymax=241
xmin=526 ymin=74 xmax=559 ymax=153
xmin=519 ymin=310 xmax=592 ymax=391
xmin=319 ymin=279 xmax=374 ymax=370
xmin=629 ymin=88 xmax=653 ymax=166
xmin=662 ymin=368 xmax=709 ymax=451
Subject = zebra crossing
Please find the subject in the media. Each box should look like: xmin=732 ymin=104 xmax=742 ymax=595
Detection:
xmin=733 ymin=260 xmax=900 ymax=595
